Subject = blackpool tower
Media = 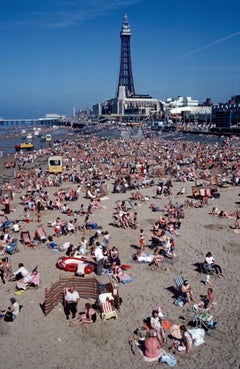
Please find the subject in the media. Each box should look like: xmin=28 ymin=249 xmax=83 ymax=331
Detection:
xmin=117 ymin=15 xmax=135 ymax=98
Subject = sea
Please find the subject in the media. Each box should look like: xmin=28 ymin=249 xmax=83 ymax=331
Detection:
xmin=0 ymin=122 xmax=229 ymax=156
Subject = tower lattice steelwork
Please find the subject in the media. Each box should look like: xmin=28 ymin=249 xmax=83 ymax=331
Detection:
xmin=117 ymin=15 xmax=135 ymax=97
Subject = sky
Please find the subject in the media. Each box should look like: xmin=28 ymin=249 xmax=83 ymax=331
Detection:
xmin=0 ymin=0 xmax=240 ymax=118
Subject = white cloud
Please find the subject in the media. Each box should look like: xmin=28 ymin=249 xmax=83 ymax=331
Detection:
xmin=1 ymin=0 xmax=144 ymax=29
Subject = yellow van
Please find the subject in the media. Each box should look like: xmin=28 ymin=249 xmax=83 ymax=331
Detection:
xmin=48 ymin=156 xmax=63 ymax=174
xmin=46 ymin=134 xmax=52 ymax=142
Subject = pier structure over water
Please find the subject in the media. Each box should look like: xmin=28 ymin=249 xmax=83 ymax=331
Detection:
xmin=0 ymin=114 xmax=85 ymax=129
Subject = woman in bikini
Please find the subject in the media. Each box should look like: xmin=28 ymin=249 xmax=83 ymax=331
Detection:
xmin=69 ymin=303 xmax=97 ymax=326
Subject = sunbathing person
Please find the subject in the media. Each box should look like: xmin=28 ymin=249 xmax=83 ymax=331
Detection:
xmin=133 ymin=252 xmax=164 ymax=268
xmin=69 ymin=303 xmax=97 ymax=326
xmin=111 ymin=262 xmax=124 ymax=283
xmin=16 ymin=267 xmax=39 ymax=290
xmin=197 ymin=288 xmax=214 ymax=310
xmin=46 ymin=236 xmax=64 ymax=251
xmin=180 ymin=280 xmax=195 ymax=304
xmin=173 ymin=325 xmax=193 ymax=353
xmin=150 ymin=310 xmax=167 ymax=344
xmin=204 ymin=251 xmax=224 ymax=277
xmin=144 ymin=329 xmax=162 ymax=359
xmin=1 ymin=297 xmax=20 ymax=321
xmin=131 ymin=191 xmax=144 ymax=201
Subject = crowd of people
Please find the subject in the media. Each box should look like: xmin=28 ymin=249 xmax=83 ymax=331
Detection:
xmin=0 ymin=129 xmax=239 ymax=367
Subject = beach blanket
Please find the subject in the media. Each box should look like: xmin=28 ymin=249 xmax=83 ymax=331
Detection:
xmin=188 ymin=328 xmax=205 ymax=346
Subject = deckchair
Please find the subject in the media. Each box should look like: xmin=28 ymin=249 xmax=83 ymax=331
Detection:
xmin=174 ymin=276 xmax=184 ymax=293
xmin=173 ymin=276 xmax=188 ymax=306
xmin=20 ymin=231 xmax=33 ymax=247
xmin=98 ymin=292 xmax=118 ymax=321
xmin=16 ymin=266 xmax=40 ymax=290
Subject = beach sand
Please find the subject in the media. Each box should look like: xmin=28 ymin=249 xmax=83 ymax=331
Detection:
xmin=0 ymin=147 xmax=240 ymax=369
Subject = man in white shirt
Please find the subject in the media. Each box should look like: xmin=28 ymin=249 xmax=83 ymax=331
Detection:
xmin=13 ymin=263 xmax=29 ymax=280
xmin=64 ymin=286 xmax=80 ymax=320
xmin=94 ymin=242 xmax=105 ymax=275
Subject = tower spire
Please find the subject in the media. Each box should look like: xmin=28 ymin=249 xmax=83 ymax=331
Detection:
xmin=117 ymin=14 xmax=135 ymax=98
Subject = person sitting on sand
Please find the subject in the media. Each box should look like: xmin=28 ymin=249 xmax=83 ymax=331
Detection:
xmin=197 ymin=287 xmax=214 ymax=310
xmin=144 ymin=329 xmax=162 ymax=359
xmin=173 ymin=325 xmax=193 ymax=353
xmin=150 ymin=310 xmax=167 ymax=344
xmin=13 ymin=262 xmax=29 ymax=281
xmin=181 ymin=280 xmax=195 ymax=304
xmin=204 ymin=251 xmax=224 ymax=277
xmin=1 ymin=297 xmax=20 ymax=321
xmin=69 ymin=303 xmax=97 ymax=326
xmin=111 ymin=261 xmax=124 ymax=283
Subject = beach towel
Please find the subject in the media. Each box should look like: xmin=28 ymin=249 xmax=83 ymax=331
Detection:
xmin=159 ymin=353 xmax=177 ymax=367
xmin=119 ymin=273 xmax=133 ymax=284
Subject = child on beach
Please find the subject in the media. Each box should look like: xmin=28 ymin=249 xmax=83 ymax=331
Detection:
xmin=139 ymin=229 xmax=146 ymax=252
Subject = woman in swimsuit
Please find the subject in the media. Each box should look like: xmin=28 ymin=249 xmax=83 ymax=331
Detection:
xmin=69 ymin=303 xmax=97 ymax=326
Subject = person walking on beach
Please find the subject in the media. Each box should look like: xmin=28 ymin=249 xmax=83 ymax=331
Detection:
xmin=3 ymin=195 xmax=10 ymax=214
xmin=139 ymin=229 xmax=146 ymax=252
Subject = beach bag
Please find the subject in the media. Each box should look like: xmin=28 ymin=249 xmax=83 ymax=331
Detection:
xmin=188 ymin=328 xmax=205 ymax=346
xmin=174 ymin=296 xmax=187 ymax=307
xmin=159 ymin=353 xmax=177 ymax=367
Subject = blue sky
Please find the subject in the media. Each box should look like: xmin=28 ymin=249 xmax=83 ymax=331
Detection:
xmin=1 ymin=0 xmax=240 ymax=118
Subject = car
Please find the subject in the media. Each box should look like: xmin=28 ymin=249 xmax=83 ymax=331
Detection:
xmin=56 ymin=256 xmax=97 ymax=275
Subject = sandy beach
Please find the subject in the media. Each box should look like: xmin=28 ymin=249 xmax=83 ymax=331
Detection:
xmin=0 ymin=133 xmax=240 ymax=369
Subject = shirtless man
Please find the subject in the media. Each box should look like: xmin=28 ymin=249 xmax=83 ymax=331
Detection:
xmin=181 ymin=280 xmax=195 ymax=303
xmin=144 ymin=329 xmax=162 ymax=359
